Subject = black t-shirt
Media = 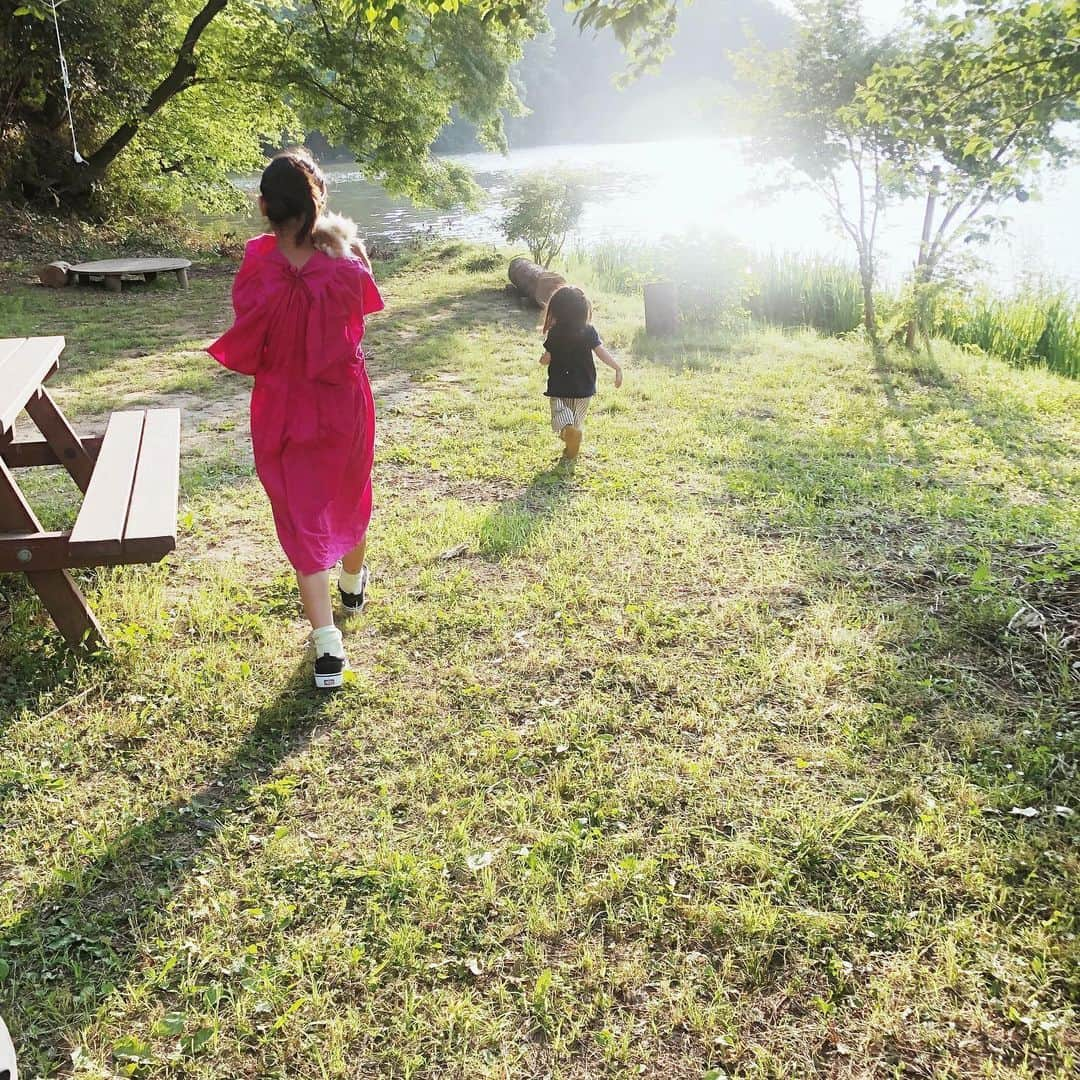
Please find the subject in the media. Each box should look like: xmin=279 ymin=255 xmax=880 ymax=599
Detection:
xmin=544 ymin=324 xmax=602 ymax=398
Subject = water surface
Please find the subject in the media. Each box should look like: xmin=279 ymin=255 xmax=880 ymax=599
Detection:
xmin=228 ymin=137 xmax=1080 ymax=290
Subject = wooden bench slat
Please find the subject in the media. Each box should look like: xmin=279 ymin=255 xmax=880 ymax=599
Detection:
xmin=0 ymin=337 xmax=65 ymax=435
xmin=125 ymin=409 xmax=181 ymax=547
xmin=0 ymin=338 xmax=26 ymax=367
xmin=69 ymin=411 xmax=145 ymax=548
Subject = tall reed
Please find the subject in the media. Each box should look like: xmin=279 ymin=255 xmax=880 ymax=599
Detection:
xmin=931 ymin=289 xmax=1080 ymax=379
xmin=748 ymin=253 xmax=863 ymax=336
xmin=570 ymin=239 xmax=1079 ymax=378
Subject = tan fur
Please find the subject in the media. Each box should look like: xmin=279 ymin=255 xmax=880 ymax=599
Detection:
xmin=311 ymin=212 xmax=370 ymax=268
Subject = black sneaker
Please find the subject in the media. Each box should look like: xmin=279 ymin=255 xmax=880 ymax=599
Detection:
xmin=314 ymin=652 xmax=347 ymax=690
xmin=339 ymin=565 xmax=370 ymax=613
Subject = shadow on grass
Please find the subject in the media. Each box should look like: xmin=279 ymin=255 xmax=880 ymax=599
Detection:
xmin=477 ymin=461 xmax=577 ymax=559
xmin=382 ymin=285 xmax=539 ymax=336
xmin=0 ymin=662 xmax=333 ymax=1076
xmin=0 ymin=282 xmax=221 ymax=386
xmin=0 ymin=575 xmax=100 ymax=745
xmin=358 ymin=285 xmax=541 ymax=387
xmin=875 ymin=341 xmax=1076 ymax=480
xmin=630 ymin=324 xmax=750 ymax=370
xmin=870 ymin=341 xmax=937 ymax=468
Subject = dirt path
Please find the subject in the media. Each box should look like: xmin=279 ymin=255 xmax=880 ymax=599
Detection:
xmin=110 ymin=361 xmax=423 ymax=467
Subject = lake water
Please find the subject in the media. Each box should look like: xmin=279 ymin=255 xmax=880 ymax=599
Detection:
xmin=228 ymin=137 xmax=1080 ymax=291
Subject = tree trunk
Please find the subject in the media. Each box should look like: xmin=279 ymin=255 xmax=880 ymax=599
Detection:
xmin=859 ymin=253 xmax=877 ymax=344
xmin=63 ymin=0 xmax=230 ymax=197
xmin=905 ymin=165 xmax=940 ymax=350
xmin=643 ymin=281 xmax=678 ymax=336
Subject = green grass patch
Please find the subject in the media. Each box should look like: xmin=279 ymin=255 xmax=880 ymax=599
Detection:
xmin=0 ymin=244 xmax=1078 ymax=1078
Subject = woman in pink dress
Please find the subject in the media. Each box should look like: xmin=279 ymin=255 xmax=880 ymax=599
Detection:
xmin=208 ymin=149 xmax=384 ymax=689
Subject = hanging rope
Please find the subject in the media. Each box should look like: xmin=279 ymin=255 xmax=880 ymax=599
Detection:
xmin=51 ymin=0 xmax=86 ymax=164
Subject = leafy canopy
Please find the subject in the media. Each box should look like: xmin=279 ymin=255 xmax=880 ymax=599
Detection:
xmin=1 ymin=0 xmax=547 ymax=215
xmin=860 ymin=0 xmax=1080 ymax=256
xmin=2 ymin=0 xmax=690 ymax=218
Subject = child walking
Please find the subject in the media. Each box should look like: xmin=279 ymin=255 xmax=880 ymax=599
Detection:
xmin=540 ymin=285 xmax=622 ymax=459
xmin=208 ymin=149 xmax=384 ymax=689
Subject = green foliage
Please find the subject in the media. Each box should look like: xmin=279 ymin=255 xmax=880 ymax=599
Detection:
xmin=2 ymin=0 xmax=295 ymax=215
xmin=500 ymin=172 xmax=585 ymax=266
xmin=859 ymin=0 xmax=1080 ymax=332
xmin=2 ymin=0 xmax=547 ymax=217
xmin=931 ymin=287 xmax=1080 ymax=380
xmin=736 ymin=0 xmax=1080 ymax=347
xmin=569 ymin=0 xmax=679 ymax=79
xmin=748 ymin=253 xmax=863 ymax=336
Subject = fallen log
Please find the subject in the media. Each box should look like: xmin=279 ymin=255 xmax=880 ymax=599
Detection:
xmin=509 ymin=256 xmax=566 ymax=307
xmin=39 ymin=261 xmax=73 ymax=288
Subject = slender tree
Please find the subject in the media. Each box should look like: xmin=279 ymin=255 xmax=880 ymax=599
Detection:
xmin=860 ymin=0 xmax=1080 ymax=347
xmin=735 ymin=0 xmax=897 ymax=341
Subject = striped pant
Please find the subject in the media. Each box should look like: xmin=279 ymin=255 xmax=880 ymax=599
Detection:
xmin=549 ymin=396 xmax=591 ymax=433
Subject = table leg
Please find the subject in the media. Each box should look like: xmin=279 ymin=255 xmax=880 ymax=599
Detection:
xmin=105 ymin=276 xmax=122 ymax=293
xmin=24 ymin=388 xmax=95 ymax=493
xmin=0 ymin=458 xmax=103 ymax=647
xmin=24 ymin=569 xmax=103 ymax=645
xmin=175 ymin=268 xmax=189 ymax=287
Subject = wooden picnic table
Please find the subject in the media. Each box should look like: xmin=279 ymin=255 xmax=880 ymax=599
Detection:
xmin=69 ymin=257 xmax=191 ymax=292
xmin=0 ymin=337 xmax=181 ymax=646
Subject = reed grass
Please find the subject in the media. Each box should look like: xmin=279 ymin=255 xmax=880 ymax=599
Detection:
xmin=931 ymin=288 xmax=1080 ymax=379
xmin=569 ymin=240 xmax=1079 ymax=378
xmin=572 ymin=242 xmax=863 ymax=336
xmin=746 ymin=253 xmax=864 ymax=336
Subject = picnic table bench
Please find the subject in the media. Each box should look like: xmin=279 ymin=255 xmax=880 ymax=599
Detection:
xmin=0 ymin=337 xmax=181 ymax=646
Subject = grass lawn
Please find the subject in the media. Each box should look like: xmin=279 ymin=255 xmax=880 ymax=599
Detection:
xmin=1 ymin=243 xmax=1078 ymax=1079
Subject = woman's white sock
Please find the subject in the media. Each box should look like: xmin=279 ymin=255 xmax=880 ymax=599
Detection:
xmin=311 ymin=624 xmax=345 ymax=658
xmin=339 ymin=566 xmax=365 ymax=593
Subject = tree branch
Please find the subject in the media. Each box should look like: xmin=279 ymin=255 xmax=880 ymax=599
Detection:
xmin=820 ymin=173 xmax=860 ymax=249
xmin=67 ymin=0 xmax=231 ymax=193
xmin=936 ymin=52 xmax=1077 ymax=111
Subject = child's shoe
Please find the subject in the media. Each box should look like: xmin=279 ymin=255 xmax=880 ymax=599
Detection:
xmin=338 ymin=565 xmax=369 ymax=613
xmin=311 ymin=624 xmax=348 ymax=690
xmin=562 ymin=425 xmax=583 ymax=459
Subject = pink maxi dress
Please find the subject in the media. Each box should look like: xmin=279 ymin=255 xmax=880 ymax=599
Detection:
xmin=208 ymin=234 xmax=385 ymax=575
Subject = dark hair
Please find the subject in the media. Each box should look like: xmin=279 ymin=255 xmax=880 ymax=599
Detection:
xmin=543 ymin=285 xmax=591 ymax=336
xmin=259 ymin=149 xmax=327 ymax=245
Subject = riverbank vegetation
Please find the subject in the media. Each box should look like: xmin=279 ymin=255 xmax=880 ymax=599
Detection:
xmin=1 ymin=241 xmax=1078 ymax=1077
xmin=569 ymin=238 xmax=1080 ymax=379
xmin=737 ymin=0 xmax=1080 ymax=348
